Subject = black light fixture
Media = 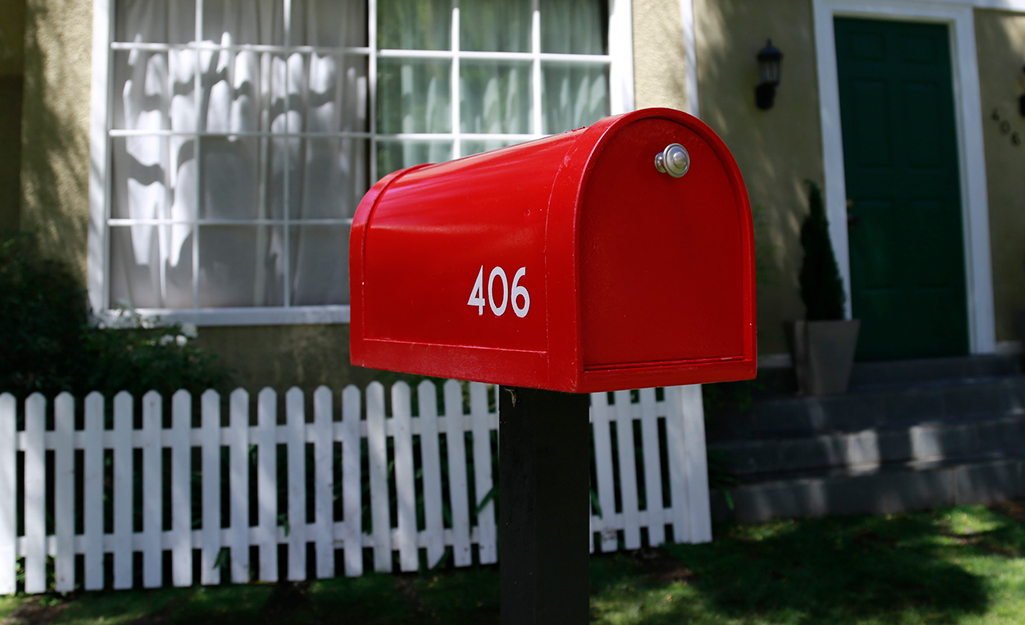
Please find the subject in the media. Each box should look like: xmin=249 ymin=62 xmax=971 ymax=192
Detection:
xmin=756 ymin=39 xmax=783 ymax=110
xmin=1020 ymin=64 xmax=1025 ymax=117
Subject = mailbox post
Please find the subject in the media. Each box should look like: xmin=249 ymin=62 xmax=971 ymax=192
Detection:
xmin=350 ymin=108 xmax=756 ymax=624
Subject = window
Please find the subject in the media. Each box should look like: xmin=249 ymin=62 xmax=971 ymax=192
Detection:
xmin=90 ymin=0 xmax=633 ymax=325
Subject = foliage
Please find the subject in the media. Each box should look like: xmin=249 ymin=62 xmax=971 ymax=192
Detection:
xmin=751 ymin=204 xmax=775 ymax=290
xmin=0 ymin=235 xmax=232 ymax=398
xmin=798 ymin=181 xmax=846 ymax=321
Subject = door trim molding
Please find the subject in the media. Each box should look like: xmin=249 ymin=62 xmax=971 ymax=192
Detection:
xmin=813 ymin=0 xmax=996 ymax=354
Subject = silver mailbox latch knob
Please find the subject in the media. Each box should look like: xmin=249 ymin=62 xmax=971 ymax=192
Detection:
xmin=654 ymin=143 xmax=690 ymax=178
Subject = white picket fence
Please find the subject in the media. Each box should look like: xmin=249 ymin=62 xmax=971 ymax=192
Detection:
xmin=0 ymin=381 xmax=710 ymax=595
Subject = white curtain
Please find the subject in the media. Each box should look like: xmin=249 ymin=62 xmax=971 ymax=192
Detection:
xmin=110 ymin=0 xmax=605 ymax=311
xmin=111 ymin=0 xmax=366 ymax=309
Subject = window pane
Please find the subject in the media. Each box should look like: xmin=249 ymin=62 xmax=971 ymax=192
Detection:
xmin=115 ymin=0 xmax=195 ymax=44
xmin=376 ymin=140 xmax=452 ymax=176
xmin=378 ymin=0 xmax=451 ymax=50
xmin=541 ymin=63 xmax=609 ymax=134
xmin=110 ymin=225 xmax=194 ymax=309
xmin=461 ymin=0 xmax=530 ymax=52
xmin=540 ymin=0 xmax=607 ymax=55
xmin=113 ymin=50 xmax=197 ymax=131
xmin=460 ymin=61 xmax=532 ymax=135
xmin=290 ymin=226 xmax=349 ymax=305
xmin=377 ymin=58 xmax=452 ymax=134
xmin=462 ymin=138 xmax=524 ymax=157
xmin=200 ymin=136 xmax=279 ymax=220
xmin=198 ymin=226 xmax=285 ymax=307
xmin=291 ymin=138 xmax=368 ymax=220
xmin=292 ymin=0 xmax=368 ymax=48
xmin=112 ymin=136 xmax=197 ymax=221
xmin=203 ymin=0 xmax=286 ymax=46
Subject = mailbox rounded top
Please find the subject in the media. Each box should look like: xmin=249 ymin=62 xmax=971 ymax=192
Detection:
xmin=350 ymin=108 xmax=756 ymax=392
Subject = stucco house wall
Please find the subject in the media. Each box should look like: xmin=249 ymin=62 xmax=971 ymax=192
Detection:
xmin=13 ymin=0 xmax=1025 ymax=391
xmin=976 ymin=9 xmax=1025 ymax=343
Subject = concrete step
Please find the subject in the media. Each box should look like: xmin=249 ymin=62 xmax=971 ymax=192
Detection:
xmin=710 ymin=451 xmax=1025 ymax=524
xmin=849 ymin=354 xmax=1020 ymax=388
xmin=710 ymin=411 xmax=1025 ymax=477
xmin=706 ymin=375 xmax=1025 ymax=441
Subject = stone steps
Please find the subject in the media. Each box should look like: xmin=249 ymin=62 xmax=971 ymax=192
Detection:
xmin=711 ymin=452 xmax=1025 ymax=522
xmin=712 ymin=411 xmax=1025 ymax=478
xmin=708 ymin=355 xmax=1025 ymax=523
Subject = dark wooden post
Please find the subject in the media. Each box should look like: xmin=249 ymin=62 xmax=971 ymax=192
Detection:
xmin=499 ymin=386 xmax=591 ymax=625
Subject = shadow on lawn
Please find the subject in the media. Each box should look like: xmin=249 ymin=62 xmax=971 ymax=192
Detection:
xmin=590 ymin=512 xmax=991 ymax=625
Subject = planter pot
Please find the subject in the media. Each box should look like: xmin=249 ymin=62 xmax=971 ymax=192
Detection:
xmin=785 ymin=319 xmax=861 ymax=396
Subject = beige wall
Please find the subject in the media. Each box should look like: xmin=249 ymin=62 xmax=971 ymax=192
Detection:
xmin=20 ymin=0 xmax=93 ymax=282
xmin=634 ymin=0 xmax=822 ymax=357
xmin=0 ymin=0 xmax=25 ymax=238
xmin=632 ymin=0 xmax=689 ymax=110
xmin=194 ymin=324 xmax=404 ymax=393
xmin=976 ymin=9 xmax=1025 ymax=344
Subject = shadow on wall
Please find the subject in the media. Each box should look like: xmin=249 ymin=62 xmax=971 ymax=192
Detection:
xmin=20 ymin=0 xmax=93 ymax=283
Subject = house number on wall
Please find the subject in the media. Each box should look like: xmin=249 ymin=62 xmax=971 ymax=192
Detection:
xmin=468 ymin=266 xmax=530 ymax=318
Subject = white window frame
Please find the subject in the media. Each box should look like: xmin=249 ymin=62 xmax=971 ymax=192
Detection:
xmin=811 ymin=0 xmax=1017 ymax=354
xmin=88 ymin=0 xmax=635 ymax=327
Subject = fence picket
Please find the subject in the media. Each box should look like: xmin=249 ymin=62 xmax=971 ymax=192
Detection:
xmin=417 ymin=381 xmax=445 ymax=568
xmin=392 ymin=383 xmax=418 ymax=572
xmin=366 ymin=382 xmax=390 ymax=573
xmin=200 ymin=390 xmax=221 ymax=585
xmin=613 ymin=390 xmax=641 ymax=550
xmin=171 ymin=391 xmax=192 ymax=586
xmin=83 ymin=393 xmax=104 ymax=590
xmin=639 ymin=388 xmax=665 ymax=546
xmin=0 ymin=395 xmax=16 ymax=594
xmin=681 ymin=385 xmax=712 ymax=543
xmin=470 ymin=384 xmax=496 ymax=564
xmin=341 ymin=386 xmax=362 ymax=577
xmin=142 ymin=391 xmax=163 ymax=588
xmin=0 ymin=380 xmax=711 ymax=595
xmin=54 ymin=393 xmax=75 ymax=592
xmin=228 ymin=389 xmax=250 ymax=583
xmin=286 ymin=388 xmax=306 ymax=581
xmin=312 ymin=387 xmax=334 ymax=579
xmin=590 ymin=392 xmax=618 ymax=553
xmin=256 ymin=389 xmax=278 ymax=582
xmin=443 ymin=380 xmax=472 ymax=567
xmin=112 ymin=392 xmax=133 ymax=589
xmin=24 ymin=394 xmax=46 ymax=594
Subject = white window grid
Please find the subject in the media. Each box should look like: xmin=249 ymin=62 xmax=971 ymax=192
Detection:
xmin=89 ymin=0 xmax=634 ymax=326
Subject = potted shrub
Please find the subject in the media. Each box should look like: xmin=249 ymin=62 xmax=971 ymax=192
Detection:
xmin=785 ymin=181 xmax=860 ymax=395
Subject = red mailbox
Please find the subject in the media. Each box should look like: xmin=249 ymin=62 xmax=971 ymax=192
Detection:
xmin=350 ymin=108 xmax=756 ymax=393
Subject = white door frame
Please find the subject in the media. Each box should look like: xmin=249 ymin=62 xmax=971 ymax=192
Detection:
xmin=812 ymin=0 xmax=996 ymax=354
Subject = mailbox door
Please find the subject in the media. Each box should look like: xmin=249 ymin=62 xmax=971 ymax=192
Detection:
xmin=562 ymin=112 xmax=756 ymax=391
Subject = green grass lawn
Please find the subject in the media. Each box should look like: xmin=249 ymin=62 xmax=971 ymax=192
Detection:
xmin=3 ymin=502 xmax=1024 ymax=625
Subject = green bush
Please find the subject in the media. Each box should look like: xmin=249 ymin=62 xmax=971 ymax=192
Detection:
xmin=0 ymin=236 xmax=232 ymax=398
xmin=798 ymin=181 xmax=846 ymax=321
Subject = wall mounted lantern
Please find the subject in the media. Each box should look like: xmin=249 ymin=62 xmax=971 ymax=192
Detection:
xmin=1020 ymin=64 xmax=1025 ymax=117
xmin=756 ymin=40 xmax=783 ymax=110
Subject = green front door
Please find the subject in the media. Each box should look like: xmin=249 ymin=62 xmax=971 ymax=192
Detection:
xmin=835 ymin=18 xmax=968 ymax=360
